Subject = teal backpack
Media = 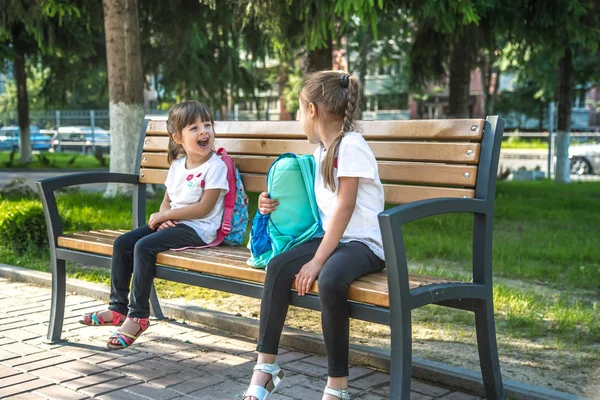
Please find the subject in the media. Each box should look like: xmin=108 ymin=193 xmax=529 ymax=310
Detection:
xmin=247 ymin=153 xmax=323 ymax=268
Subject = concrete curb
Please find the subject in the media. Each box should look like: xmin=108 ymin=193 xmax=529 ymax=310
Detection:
xmin=0 ymin=264 xmax=586 ymax=400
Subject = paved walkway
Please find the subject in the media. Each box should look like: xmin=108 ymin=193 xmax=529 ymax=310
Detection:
xmin=0 ymin=278 xmax=481 ymax=400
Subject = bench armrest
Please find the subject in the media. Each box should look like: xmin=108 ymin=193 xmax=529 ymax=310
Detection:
xmin=36 ymin=172 xmax=140 ymax=192
xmin=378 ymin=197 xmax=493 ymax=305
xmin=378 ymin=197 xmax=489 ymax=227
xmin=36 ymin=172 xmax=145 ymax=247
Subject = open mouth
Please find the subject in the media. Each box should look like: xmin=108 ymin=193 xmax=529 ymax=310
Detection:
xmin=197 ymin=138 xmax=210 ymax=149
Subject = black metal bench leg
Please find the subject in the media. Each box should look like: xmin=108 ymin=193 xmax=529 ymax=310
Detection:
xmin=389 ymin=308 xmax=412 ymax=399
xmin=149 ymin=283 xmax=164 ymax=320
xmin=474 ymin=298 xmax=505 ymax=400
xmin=47 ymin=258 xmax=66 ymax=343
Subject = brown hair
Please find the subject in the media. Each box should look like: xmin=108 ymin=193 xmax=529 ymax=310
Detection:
xmin=166 ymin=101 xmax=215 ymax=164
xmin=300 ymin=70 xmax=361 ymax=191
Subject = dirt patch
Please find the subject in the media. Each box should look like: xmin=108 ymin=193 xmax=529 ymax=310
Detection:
xmin=164 ymin=276 xmax=599 ymax=399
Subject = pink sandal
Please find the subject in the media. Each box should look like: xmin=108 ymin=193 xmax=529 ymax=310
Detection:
xmin=80 ymin=310 xmax=125 ymax=326
xmin=106 ymin=317 xmax=150 ymax=350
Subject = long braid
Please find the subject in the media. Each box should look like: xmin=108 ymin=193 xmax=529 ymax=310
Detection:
xmin=323 ymin=75 xmax=360 ymax=191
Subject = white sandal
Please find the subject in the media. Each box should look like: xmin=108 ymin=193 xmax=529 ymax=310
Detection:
xmin=242 ymin=362 xmax=285 ymax=400
xmin=324 ymin=386 xmax=351 ymax=399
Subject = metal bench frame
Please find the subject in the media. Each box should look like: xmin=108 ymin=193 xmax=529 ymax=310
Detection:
xmin=38 ymin=116 xmax=505 ymax=400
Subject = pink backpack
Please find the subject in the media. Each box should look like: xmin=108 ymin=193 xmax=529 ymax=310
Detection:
xmin=172 ymin=148 xmax=249 ymax=250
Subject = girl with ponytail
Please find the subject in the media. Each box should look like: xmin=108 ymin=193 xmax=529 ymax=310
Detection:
xmin=244 ymin=71 xmax=385 ymax=400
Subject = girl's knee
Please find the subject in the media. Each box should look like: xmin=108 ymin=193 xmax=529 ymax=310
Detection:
xmin=318 ymin=274 xmax=346 ymax=303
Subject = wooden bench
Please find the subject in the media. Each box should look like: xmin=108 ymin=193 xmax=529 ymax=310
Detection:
xmin=38 ymin=116 xmax=506 ymax=400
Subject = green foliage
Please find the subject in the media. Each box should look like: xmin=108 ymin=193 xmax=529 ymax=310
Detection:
xmin=0 ymin=199 xmax=51 ymax=253
xmin=0 ymin=151 xmax=109 ymax=169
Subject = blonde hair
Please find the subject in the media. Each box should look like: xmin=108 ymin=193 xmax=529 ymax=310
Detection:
xmin=166 ymin=101 xmax=215 ymax=164
xmin=300 ymin=70 xmax=361 ymax=191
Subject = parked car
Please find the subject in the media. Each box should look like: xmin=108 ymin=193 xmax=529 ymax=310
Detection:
xmin=0 ymin=126 xmax=52 ymax=151
xmin=570 ymin=144 xmax=600 ymax=175
xmin=51 ymin=126 xmax=111 ymax=153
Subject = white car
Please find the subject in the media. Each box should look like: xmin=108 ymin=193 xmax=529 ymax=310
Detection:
xmin=570 ymin=144 xmax=600 ymax=175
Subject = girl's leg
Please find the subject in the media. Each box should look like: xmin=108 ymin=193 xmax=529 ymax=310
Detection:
xmin=318 ymin=242 xmax=385 ymax=398
xmin=108 ymin=225 xmax=155 ymax=317
xmin=245 ymin=238 xmax=322 ymax=400
xmin=107 ymin=224 xmax=204 ymax=346
xmin=128 ymin=224 xmax=205 ymax=318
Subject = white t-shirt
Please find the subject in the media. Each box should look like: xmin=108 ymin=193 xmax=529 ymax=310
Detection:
xmin=164 ymin=153 xmax=229 ymax=243
xmin=313 ymin=132 xmax=385 ymax=260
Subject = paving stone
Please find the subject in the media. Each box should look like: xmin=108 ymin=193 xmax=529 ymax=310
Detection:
xmin=438 ymin=392 xmax=481 ymax=400
xmin=0 ymin=372 xmax=38 ymax=387
xmin=210 ymin=338 xmax=256 ymax=355
xmin=412 ymin=380 xmax=452 ymax=397
xmin=115 ymin=362 xmax=173 ymax=381
xmin=2 ymin=351 xmax=57 ymax=367
xmin=79 ymin=377 xmax=142 ymax=397
xmin=347 ymin=366 xmax=374 ymax=382
xmin=283 ymin=360 xmax=328 ymax=378
xmin=348 ymin=372 xmax=389 ymax=390
xmin=277 ymin=372 xmax=324 ymax=392
xmin=0 ymin=365 xmax=21 ymax=379
xmin=0 ymin=328 xmax=41 ymax=342
xmin=169 ymin=374 xmax=228 ymax=394
xmin=16 ymin=354 xmax=73 ymax=372
xmin=186 ymin=379 xmax=248 ymax=399
xmin=274 ymin=351 xmax=310 ymax=365
xmin=0 ymin=337 xmax=17 ymax=346
xmin=125 ymin=383 xmax=181 ymax=399
xmin=59 ymin=359 xmax=110 ymax=376
xmin=33 ymin=384 xmax=89 ymax=400
xmin=97 ymin=389 xmax=148 ymax=399
xmin=0 ymin=341 xmax=45 ymax=357
xmin=30 ymin=365 xmax=83 ymax=383
xmin=97 ymin=353 xmax=154 ymax=369
xmin=0 ymin=377 xmax=53 ymax=397
xmin=180 ymin=351 xmax=228 ymax=368
xmin=52 ymin=345 xmax=101 ymax=360
xmin=62 ymin=371 xmax=123 ymax=391
xmin=277 ymin=380 xmax=325 ymax=399
xmin=149 ymin=368 xmax=204 ymax=388
xmin=2 ymin=394 xmax=34 ymax=400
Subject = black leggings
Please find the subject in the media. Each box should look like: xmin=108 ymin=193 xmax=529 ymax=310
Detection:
xmin=108 ymin=224 xmax=205 ymax=319
xmin=256 ymin=238 xmax=385 ymax=377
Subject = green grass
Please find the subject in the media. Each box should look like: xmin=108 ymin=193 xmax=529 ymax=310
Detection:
xmin=0 ymin=181 xmax=598 ymax=351
xmin=501 ymin=137 xmax=548 ymax=149
xmin=0 ymin=151 xmax=108 ymax=169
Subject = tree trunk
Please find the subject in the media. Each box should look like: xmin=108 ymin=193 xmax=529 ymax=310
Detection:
xmin=103 ymin=0 xmax=145 ymax=197
xmin=555 ymin=47 xmax=573 ymax=184
xmin=277 ymin=62 xmax=291 ymax=120
xmin=305 ymin=35 xmax=333 ymax=73
xmin=357 ymin=27 xmax=371 ymax=119
xmin=448 ymin=32 xmax=471 ymax=118
xmin=12 ymin=25 xmax=31 ymax=164
xmin=481 ymin=53 xmax=490 ymax=117
xmin=489 ymin=68 xmax=500 ymax=115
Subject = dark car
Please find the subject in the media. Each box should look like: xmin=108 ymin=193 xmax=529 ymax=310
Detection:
xmin=0 ymin=126 xmax=52 ymax=151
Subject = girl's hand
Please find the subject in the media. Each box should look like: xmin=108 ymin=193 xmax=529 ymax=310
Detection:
xmin=157 ymin=220 xmax=178 ymax=231
xmin=295 ymin=259 xmax=323 ymax=296
xmin=148 ymin=212 xmax=168 ymax=230
xmin=258 ymin=192 xmax=279 ymax=215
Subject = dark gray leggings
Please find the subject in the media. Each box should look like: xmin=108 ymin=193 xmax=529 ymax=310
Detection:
xmin=257 ymin=238 xmax=385 ymax=377
xmin=108 ymin=224 xmax=205 ymax=318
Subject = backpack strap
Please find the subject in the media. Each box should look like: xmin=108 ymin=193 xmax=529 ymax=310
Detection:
xmin=171 ymin=148 xmax=236 ymax=250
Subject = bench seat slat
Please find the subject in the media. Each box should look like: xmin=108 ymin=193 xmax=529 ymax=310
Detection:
xmin=143 ymin=137 xmax=481 ymax=164
xmin=56 ymin=231 xmax=463 ymax=308
xmin=146 ymin=119 xmax=485 ymax=140
xmin=141 ymin=153 xmax=478 ymax=187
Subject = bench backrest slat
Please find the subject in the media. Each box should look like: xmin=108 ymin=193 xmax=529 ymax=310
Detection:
xmin=139 ymin=119 xmax=490 ymax=205
xmin=146 ymin=120 xmax=485 ymax=140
